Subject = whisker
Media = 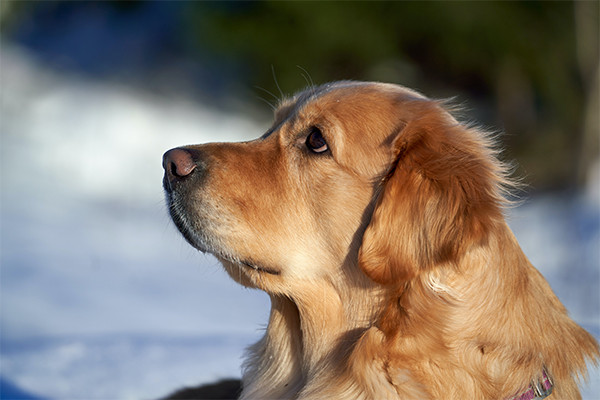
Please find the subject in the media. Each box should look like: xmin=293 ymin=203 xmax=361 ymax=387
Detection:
xmin=255 ymin=85 xmax=281 ymax=103
xmin=297 ymin=65 xmax=315 ymax=90
xmin=271 ymin=65 xmax=285 ymax=99
xmin=255 ymin=94 xmax=276 ymax=111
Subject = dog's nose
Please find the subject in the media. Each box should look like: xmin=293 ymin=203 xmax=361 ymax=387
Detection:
xmin=163 ymin=148 xmax=197 ymax=188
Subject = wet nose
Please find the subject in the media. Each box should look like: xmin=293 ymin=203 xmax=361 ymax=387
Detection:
xmin=162 ymin=148 xmax=197 ymax=189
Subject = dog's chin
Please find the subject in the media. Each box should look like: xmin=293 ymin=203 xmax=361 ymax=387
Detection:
xmin=180 ymin=231 xmax=209 ymax=254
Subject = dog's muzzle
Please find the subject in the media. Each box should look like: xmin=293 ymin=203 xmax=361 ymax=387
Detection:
xmin=162 ymin=147 xmax=210 ymax=251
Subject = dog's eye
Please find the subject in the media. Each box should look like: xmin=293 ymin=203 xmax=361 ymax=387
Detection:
xmin=305 ymin=127 xmax=328 ymax=154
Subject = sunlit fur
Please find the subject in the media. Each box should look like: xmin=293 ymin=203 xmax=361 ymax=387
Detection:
xmin=166 ymin=81 xmax=598 ymax=399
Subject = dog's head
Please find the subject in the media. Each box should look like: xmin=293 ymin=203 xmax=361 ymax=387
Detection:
xmin=163 ymin=81 xmax=507 ymax=294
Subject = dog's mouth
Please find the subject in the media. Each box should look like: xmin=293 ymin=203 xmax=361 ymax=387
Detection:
xmin=212 ymin=251 xmax=282 ymax=277
xmin=165 ymin=190 xmax=281 ymax=277
xmin=239 ymin=260 xmax=281 ymax=276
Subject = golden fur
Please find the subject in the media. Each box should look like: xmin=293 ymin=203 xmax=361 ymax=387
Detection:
xmin=163 ymin=81 xmax=598 ymax=399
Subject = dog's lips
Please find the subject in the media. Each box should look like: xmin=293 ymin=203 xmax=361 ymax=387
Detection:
xmin=240 ymin=260 xmax=281 ymax=276
xmin=164 ymin=192 xmax=210 ymax=253
xmin=172 ymin=215 xmax=209 ymax=253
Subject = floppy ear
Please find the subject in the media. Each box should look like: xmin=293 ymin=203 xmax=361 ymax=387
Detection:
xmin=359 ymin=101 xmax=507 ymax=285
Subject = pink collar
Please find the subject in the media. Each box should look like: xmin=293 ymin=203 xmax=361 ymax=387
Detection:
xmin=508 ymin=369 xmax=553 ymax=400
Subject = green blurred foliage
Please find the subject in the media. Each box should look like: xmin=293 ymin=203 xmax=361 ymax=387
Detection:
xmin=2 ymin=0 xmax=597 ymax=190
xmin=188 ymin=1 xmax=599 ymax=190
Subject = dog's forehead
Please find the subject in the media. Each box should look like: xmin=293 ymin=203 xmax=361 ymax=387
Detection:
xmin=274 ymin=81 xmax=425 ymax=124
xmin=296 ymin=81 xmax=424 ymax=104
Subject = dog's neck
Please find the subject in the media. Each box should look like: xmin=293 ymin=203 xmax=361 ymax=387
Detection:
xmin=294 ymin=281 xmax=379 ymax=366
xmin=241 ymin=276 xmax=382 ymax=399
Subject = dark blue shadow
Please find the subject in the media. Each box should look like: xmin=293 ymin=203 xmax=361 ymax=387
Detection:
xmin=0 ymin=377 xmax=46 ymax=400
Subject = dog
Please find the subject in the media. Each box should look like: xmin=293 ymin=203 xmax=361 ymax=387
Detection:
xmin=162 ymin=81 xmax=598 ymax=399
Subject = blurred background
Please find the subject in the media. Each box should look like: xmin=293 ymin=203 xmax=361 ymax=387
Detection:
xmin=1 ymin=1 xmax=598 ymax=399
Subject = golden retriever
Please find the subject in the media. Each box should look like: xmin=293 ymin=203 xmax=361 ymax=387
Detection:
xmin=162 ymin=81 xmax=598 ymax=399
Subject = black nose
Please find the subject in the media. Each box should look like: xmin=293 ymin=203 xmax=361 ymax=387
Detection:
xmin=162 ymin=147 xmax=197 ymax=190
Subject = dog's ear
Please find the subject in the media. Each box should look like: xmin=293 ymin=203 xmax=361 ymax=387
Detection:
xmin=359 ymin=101 xmax=507 ymax=285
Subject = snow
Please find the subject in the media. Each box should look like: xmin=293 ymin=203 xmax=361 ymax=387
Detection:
xmin=1 ymin=45 xmax=598 ymax=399
xmin=1 ymin=45 xmax=269 ymax=399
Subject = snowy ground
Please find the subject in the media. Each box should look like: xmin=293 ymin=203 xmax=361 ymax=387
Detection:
xmin=1 ymin=45 xmax=598 ymax=400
